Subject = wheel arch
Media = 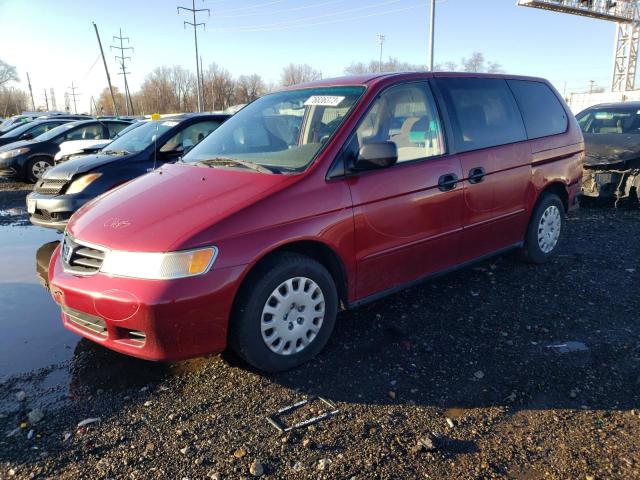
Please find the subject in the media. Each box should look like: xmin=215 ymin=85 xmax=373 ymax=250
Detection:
xmin=537 ymin=181 xmax=569 ymax=213
xmin=231 ymin=239 xmax=350 ymax=316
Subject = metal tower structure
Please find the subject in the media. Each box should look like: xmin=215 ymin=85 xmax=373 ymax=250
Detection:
xmin=518 ymin=0 xmax=640 ymax=91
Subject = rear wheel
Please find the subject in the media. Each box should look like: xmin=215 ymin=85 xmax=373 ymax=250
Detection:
xmin=229 ymin=253 xmax=338 ymax=372
xmin=520 ymin=193 xmax=565 ymax=264
xmin=25 ymin=157 xmax=53 ymax=183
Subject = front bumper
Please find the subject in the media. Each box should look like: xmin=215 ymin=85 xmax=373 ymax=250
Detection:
xmin=27 ymin=191 xmax=90 ymax=230
xmin=48 ymin=246 xmax=245 ymax=361
xmin=582 ymin=168 xmax=640 ymax=201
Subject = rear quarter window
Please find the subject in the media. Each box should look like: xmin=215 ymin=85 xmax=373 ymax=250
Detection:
xmin=508 ymin=80 xmax=568 ymax=139
xmin=435 ymin=77 xmax=527 ymax=153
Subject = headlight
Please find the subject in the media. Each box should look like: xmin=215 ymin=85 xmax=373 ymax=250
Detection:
xmin=100 ymin=247 xmax=217 ymax=279
xmin=0 ymin=147 xmax=30 ymax=159
xmin=66 ymin=173 xmax=102 ymax=194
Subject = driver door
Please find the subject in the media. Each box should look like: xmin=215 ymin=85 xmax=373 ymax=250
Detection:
xmin=345 ymin=82 xmax=464 ymax=299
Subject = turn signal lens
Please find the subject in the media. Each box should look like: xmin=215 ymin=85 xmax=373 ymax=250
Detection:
xmin=189 ymin=249 xmax=215 ymax=274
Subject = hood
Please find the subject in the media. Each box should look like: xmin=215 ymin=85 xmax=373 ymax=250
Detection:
xmin=44 ymin=153 xmax=127 ymax=181
xmin=0 ymin=139 xmax=35 ymax=152
xmin=584 ymin=133 xmax=640 ymax=168
xmin=67 ymin=163 xmax=296 ymax=252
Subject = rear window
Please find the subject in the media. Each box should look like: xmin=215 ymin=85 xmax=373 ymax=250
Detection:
xmin=436 ymin=78 xmax=526 ymax=152
xmin=508 ymin=80 xmax=568 ymax=139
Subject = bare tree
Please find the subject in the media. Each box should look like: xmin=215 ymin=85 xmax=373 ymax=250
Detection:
xmin=460 ymin=52 xmax=504 ymax=73
xmin=281 ymin=63 xmax=322 ymax=87
xmin=202 ymin=63 xmax=236 ymax=111
xmin=0 ymin=59 xmax=19 ymax=87
xmin=235 ymin=74 xmax=266 ymax=104
xmin=345 ymin=57 xmax=424 ymax=75
xmin=0 ymin=87 xmax=28 ymax=116
xmin=97 ymin=86 xmax=126 ymax=116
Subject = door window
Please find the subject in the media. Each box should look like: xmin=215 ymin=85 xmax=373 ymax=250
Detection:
xmin=436 ymin=78 xmax=526 ymax=153
xmin=26 ymin=122 xmax=61 ymax=138
xmin=106 ymin=122 xmax=130 ymax=138
xmin=160 ymin=120 xmax=222 ymax=152
xmin=65 ymin=124 xmax=104 ymax=141
xmin=508 ymin=80 xmax=568 ymax=139
xmin=353 ymin=82 xmax=445 ymax=163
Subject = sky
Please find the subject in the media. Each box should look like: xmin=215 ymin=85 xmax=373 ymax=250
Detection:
xmin=0 ymin=0 xmax=616 ymax=113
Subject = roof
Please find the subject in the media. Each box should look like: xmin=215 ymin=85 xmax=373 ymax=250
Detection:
xmin=587 ymin=101 xmax=640 ymax=109
xmin=283 ymin=71 xmax=551 ymax=90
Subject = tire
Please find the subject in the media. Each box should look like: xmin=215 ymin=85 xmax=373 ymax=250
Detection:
xmin=25 ymin=157 xmax=53 ymax=183
xmin=229 ymin=252 xmax=338 ymax=372
xmin=520 ymin=193 xmax=565 ymax=264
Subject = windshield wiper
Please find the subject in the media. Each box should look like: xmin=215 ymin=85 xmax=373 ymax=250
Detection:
xmin=103 ymin=149 xmax=131 ymax=156
xmin=196 ymin=157 xmax=280 ymax=174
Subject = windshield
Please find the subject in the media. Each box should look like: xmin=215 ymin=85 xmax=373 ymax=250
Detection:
xmin=183 ymin=86 xmax=365 ymax=172
xmin=103 ymin=120 xmax=177 ymax=154
xmin=577 ymin=107 xmax=640 ymax=134
xmin=0 ymin=121 xmax=38 ymax=138
xmin=34 ymin=122 xmax=77 ymax=141
xmin=112 ymin=121 xmax=143 ymax=139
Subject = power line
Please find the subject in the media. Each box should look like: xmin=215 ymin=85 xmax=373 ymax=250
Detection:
xmin=110 ymin=28 xmax=135 ymax=115
xmin=215 ymin=0 xmax=346 ymax=19
xmin=211 ymin=0 xmax=406 ymax=32
xmin=67 ymin=82 xmax=80 ymax=114
xmin=377 ymin=34 xmax=386 ymax=72
xmin=178 ymin=0 xmax=210 ymax=113
xmin=213 ymin=0 xmax=288 ymax=15
xmin=211 ymin=3 xmax=427 ymax=33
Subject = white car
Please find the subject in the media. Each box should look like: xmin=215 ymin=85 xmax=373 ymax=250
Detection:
xmin=54 ymin=139 xmax=111 ymax=162
xmin=53 ymin=121 xmax=142 ymax=163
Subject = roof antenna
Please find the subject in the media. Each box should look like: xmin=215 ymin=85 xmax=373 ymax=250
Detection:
xmin=151 ymin=113 xmax=160 ymax=171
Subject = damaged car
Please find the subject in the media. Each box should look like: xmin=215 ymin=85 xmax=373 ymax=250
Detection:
xmin=578 ymin=102 xmax=640 ymax=206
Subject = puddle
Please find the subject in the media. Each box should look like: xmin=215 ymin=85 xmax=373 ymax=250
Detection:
xmin=0 ymin=225 xmax=79 ymax=381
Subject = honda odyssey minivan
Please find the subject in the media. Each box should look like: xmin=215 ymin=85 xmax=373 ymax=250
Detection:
xmin=49 ymin=72 xmax=583 ymax=372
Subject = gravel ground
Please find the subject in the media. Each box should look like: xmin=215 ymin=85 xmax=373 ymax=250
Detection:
xmin=0 ymin=180 xmax=639 ymax=479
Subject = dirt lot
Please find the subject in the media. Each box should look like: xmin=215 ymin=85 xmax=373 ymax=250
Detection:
xmin=0 ymin=180 xmax=638 ymax=479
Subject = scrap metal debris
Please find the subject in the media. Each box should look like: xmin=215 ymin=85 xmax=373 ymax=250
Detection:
xmin=266 ymin=397 xmax=339 ymax=433
xmin=546 ymin=341 xmax=589 ymax=354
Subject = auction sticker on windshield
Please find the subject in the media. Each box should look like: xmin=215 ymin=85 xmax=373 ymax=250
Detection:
xmin=304 ymin=95 xmax=345 ymax=107
xmin=161 ymin=121 xmax=179 ymax=127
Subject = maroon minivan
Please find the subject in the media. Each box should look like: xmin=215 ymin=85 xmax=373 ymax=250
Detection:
xmin=49 ymin=72 xmax=584 ymax=371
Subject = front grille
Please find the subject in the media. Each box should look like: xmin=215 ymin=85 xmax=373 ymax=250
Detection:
xmin=62 ymin=305 xmax=107 ymax=336
xmin=61 ymin=234 xmax=106 ymax=275
xmin=32 ymin=209 xmax=52 ymax=221
xmin=35 ymin=178 xmax=67 ymax=195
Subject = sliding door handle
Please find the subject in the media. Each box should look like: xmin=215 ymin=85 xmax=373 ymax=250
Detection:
xmin=468 ymin=167 xmax=486 ymax=184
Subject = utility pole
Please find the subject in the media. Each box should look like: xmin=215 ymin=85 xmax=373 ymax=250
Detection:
xmin=200 ymin=55 xmax=205 ymax=110
xmin=111 ymin=28 xmax=135 ymax=115
xmin=44 ymin=89 xmax=49 ymax=111
xmin=178 ymin=0 xmax=210 ymax=113
xmin=50 ymin=88 xmax=57 ymax=111
xmin=428 ymin=0 xmax=436 ymax=71
xmin=93 ymin=22 xmax=119 ymax=117
xmin=377 ymin=34 xmax=386 ymax=72
xmin=26 ymin=72 xmax=36 ymax=111
xmin=589 ymin=80 xmax=596 ymax=93
xmin=67 ymin=82 xmax=80 ymax=114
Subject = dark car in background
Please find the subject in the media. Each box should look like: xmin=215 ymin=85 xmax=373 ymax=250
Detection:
xmin=578 ymin=101 xmax=640 ymax=206
xmin=0 ymin=119 xmax=73 ymax=147
xmin=0 ymin=119 xmax=131 ymax=182
xmin=27 ymin=113 xmax=230 ymax=229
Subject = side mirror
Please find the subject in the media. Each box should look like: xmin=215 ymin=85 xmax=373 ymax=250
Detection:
xmin=20 ymin=133 xmax=33 ymax=140
xmin=353 ymin=141 xmax=398 ymax=171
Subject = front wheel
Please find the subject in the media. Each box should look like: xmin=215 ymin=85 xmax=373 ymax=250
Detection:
xmin=25 ymin=157 xmax=53 ymax=183
xmin=520 ymin=193 xmax=565 ymax=264
xmin=229 ymin=253 xmax=338 ymax=372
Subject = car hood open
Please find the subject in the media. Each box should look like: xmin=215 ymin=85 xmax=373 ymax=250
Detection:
xmin=584 ymin=133 xmax=640 ymax=168
xmin=67 ymin=163 xmax=295 ymax=252
xmin=44 ymin=153 xmax=128 ymax=181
